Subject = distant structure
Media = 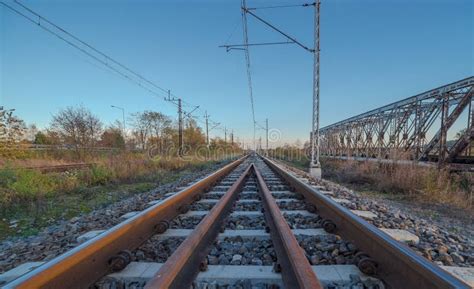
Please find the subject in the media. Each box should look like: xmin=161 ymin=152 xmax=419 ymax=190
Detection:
xmin=320 ymin=77 xmax=473 ymax=168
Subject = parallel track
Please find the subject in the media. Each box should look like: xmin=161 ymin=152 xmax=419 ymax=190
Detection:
xmin=1 ymin=154 xmax=470 ymax=289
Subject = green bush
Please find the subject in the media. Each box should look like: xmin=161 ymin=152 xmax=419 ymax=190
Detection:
xmin=0 ymin=155 xmax=220 ymax=208
xmin=0 ymin=187 xmax=15 ymax=205
xmin=87 ymin=164 xmax=113 ymax=185
xmin=8 ymin=169 xmax=57 ymax=199
xmin=0 ymin=167 xmax=16 ymax=187
xmin=56 ymin=173 xmax=81 ymax=192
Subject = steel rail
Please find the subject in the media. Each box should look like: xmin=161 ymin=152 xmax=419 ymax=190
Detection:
xmin=20 ymin=163 xmax=94 ymax=173
xmin=253 ymin=165 xmax=323 ymax=289
xmin=262 ymin=156 xmax=470 ymax=289
xmin=4 ymin=155 xmax=248 ymax=289
xmin=144 ymin=164 xmax=253 ymax=289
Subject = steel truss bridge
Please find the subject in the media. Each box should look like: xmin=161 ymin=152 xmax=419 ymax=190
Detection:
xmin=320 ymin=77 xmax=474 ymax=167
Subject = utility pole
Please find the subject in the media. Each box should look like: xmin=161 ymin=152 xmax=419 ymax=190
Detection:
xmin=178 ymin=98 xmax=183 ymax=156
xmin=265 ymin=118 xmax=269 ymax=155
xmin=310 ymin=0 xmax=322 ymax=178
xmin=111 ymin=105 xmax=126 ymax=137
xmin=220 ymin=1 xmax=322 ymax=177
xmin=224 ymin=126 xmax=227 ymax=144
xmin=165 ymin=90 xmax=183 ymax=156
xmin=241 ymin=0 xmax=256 ymax=152
xmin=255 ymin=119 xmax=269 ymax=155
xmin=231 ymin=129 xmax=234 ymax=145
xmin=204 ymin=111 xmax=210 ymax=147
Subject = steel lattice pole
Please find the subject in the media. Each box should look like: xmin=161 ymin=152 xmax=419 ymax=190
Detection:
xmin=311 ymin=0 xmax=321 ymax=170
xmin=178 ymin=98 xmax=183 ymax=157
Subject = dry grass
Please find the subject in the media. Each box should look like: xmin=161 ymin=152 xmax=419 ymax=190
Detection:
xmin=0 ymin=158 xmax=71 ymax=168
xmin=0 ymin=150 xmax=239 ymax=206
xmin=322 ymin=159 xmax=473 ymax=209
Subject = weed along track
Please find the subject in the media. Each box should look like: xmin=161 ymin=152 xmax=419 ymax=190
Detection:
xmin=0 ymin=155 xmax=471 ymax=289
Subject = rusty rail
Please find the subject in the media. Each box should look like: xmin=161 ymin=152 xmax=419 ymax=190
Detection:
xmin=4 ymin=156 xmax=248 ymax=289
xmin=144 ymin=164 xmax=253 ymax=289
xmin=254 ymin=165 xmax=323 ymax=289
xmin=13 ymin=163 xmax=94 ymax=173
xmin=262 ymin=156 xmax=470 ymax=289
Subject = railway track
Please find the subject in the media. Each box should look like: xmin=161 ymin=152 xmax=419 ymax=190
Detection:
xmin=18 ymin=163 xmax=94 ymax=173
xmin=0 ymin=154 xmax=471 ymax=289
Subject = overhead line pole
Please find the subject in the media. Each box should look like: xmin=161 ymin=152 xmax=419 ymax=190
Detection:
xmin=254 ymin=119 xmax=268 ymax=156
xmin=241 ymin=0 xmax=257 ymax=151
xmin=266 ymin=118 xmax=269 ymax=155
xmin=221 ymin=1 xmax=322 ymax=178
xmin=111 ymin=105 xmax=126 ymax=137
xmin=246 ymin=1 xmax=322 ymax=177
xmin=166 ymin=90 xmax=183 ymax=157
xmin=310 ymin=0 xmax=322 ymax=178
xmin=178 ymin=98 xmax=183 ymax=156
xmin=204 ymin=111 xmax=210 ymax=147
xmin=224 ymin=126 xmax=227 ymax=144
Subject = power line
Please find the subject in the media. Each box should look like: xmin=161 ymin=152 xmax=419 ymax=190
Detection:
xmin=1 ymin=0 xmax=229 ymax=141
xmin=241 ymin=0 xmax=257 ymax=150
xmin=1 ymin=1 xmax=169 ymax=101
xmin=222 ymin=0 xmax=321 ymax=173
xmin=222 ymin=1 xmax=315 ymax=151
xmin=13 ymin=0 xmax=170 ymax=96
xmin=223 ymin=18 xmax=241 ymax=45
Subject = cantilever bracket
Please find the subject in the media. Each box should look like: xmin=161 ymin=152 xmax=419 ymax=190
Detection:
xmin=242 ymin=7 xmax=315 ymax=53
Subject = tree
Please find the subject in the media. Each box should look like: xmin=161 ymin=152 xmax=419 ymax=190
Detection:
xmin=25 ymin=124 xmax=38 ymax=142
xmin=145 ymin=111 xmax=172 ymax=153
xmin=33 ymin=131 xmax=49 ymax=145
xmin=130 ymin=112 xmax=149 ymax=150
xmin=183 ymin=119 xmax=206 ymax=148
xmin=100 ymin=126 xmax=125 ymax=148
xmin=50 ymin=106 xmax=102 ymax=155
xmin=33 ymin=130 xmax=61 ymax=145
xmin=130 ymin=111 xmax=173 ymax=152
xmin=0 ymin=106 xmax=26 ymax=157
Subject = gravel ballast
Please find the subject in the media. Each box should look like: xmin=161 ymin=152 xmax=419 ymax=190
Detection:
xmin=207 ymin=236 xmax=276 ymax=266
xmin=132 ymin=236 xmax=185 ymax=263
xmin=275 ymin=159 xmax=474 ymax=268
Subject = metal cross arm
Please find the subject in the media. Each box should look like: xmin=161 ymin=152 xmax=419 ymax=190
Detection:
xmin=209 ymin=122 xmax=221 ymax=131
xmin=184 ymin=106 xmax=200 ymax=119
xmin=242 ymin=7 xmax=315 ymax=53
xmin=246 ymin=2 xmax=316 ymax=11
xmin=164 ymin=90 xmax=180 ymax=105
xmin=219 ymin=41 xmax=295 ymax=52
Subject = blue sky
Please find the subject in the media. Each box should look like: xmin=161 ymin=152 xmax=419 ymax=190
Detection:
xmin=0 ymin=0 xmax=472 ymax=146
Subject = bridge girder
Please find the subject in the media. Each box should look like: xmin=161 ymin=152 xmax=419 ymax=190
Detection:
xmin=320 ymin=77 xmax=474 ymax=166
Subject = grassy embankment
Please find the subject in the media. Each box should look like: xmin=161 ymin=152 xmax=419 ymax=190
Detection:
xmin=0 ymin=151 xmax=236 ymax=240
xmin=275 ymin=156 xmax=473 ymax=209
